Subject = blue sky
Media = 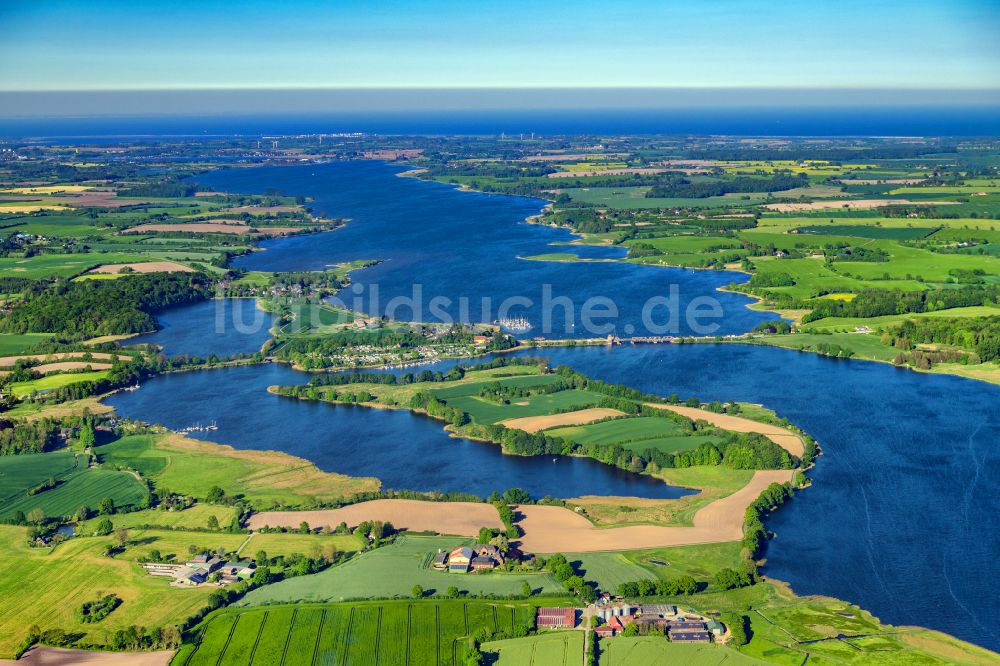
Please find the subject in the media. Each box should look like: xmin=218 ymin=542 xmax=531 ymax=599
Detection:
xmin=1 ymin=0 xmax=998 ymax=91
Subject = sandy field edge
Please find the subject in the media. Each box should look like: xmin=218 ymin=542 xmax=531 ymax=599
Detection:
xmin=515 ymin=469 xmax=795 ymax=553
xmin=499 ymin=407 xmax=625 ymax=433
xmin=248 ymin=499 xmax=503 ymax=535
xmin=646 ymin=404 xmax=804 ymax=457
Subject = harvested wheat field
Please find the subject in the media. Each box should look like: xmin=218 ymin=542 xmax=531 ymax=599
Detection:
xmin=646 ymin=404 xmax=804 ymax=456
xmin=33 ymin=361 xmax=113 ymax=374
xmin=764 ymin=199 xmax=957 ymax=212
xmin=500 ymin=407 xmax=625 ymax=433
xmin=89 ymin=261 xmax=195 ymax=274
xmin=123 ymin=223 xmax=300 ymax=235
xmin=0 ymin=352 xmax=119 ymax=367
xmin=5 ymin=647 xmax=174 ymax=666
xmin=515 ymin=469 xmax=795 ymax=553
xmin=248 ymin=499 xmax=503 ymax=535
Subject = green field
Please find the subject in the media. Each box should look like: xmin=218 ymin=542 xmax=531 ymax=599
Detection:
xmin=429 ymin=373 xmax=563 ymax=399
xmin=599 ymin=638 xmax=766 ymax=666
xmin=566 ymin=186 xmax=770 ymax=209
xmin=484 ymin=631 xmax=584 ymax=665
xmin=0 ymin=451 xmax=149 ymax=520
xmin=0 ymin=252 xmax=152 ymax=279
xmin=744 ymin=333 xmax=900 ymax=362
xmin=3 ymin=218 xmax=116 ymax=238
xmin=97 ymin=434 xmax=171 ymax=476
xmin=0 ymin=525 xmax=217 ymax=658
xmin=0 ymin=451 xmax=82 ymax=505
xmin=564 ymin=552 xmax=655 ymax=590
xmin=566 ymin=542 xmax=744 ymax=591
xmin=546 ymin=416 xmax=686 ymax=446
xmin=238 ymin=531 xmax=364 ymax=558
xmin=241 ymin=535 xmax=563 ymax=603
xmin=0 ymin=333 xmax=51 ymax=355
xmin=443 ymin=389 xmax=602 ymax=424
xmin=800 ymin=305 xmax=1000 ymax=333
xmin=175 ymin=600 xmax=545 ymax=666
xmin=621 ymin=434 xmax=722 ymax=455
xmin=794 ymin=224 xmax=940 ymax=240
xmin=75 ymin=504 xmax=240 ymax=532
xmin=8 ymin=370 xmax=111 ymax=397
xmin=91 ymin=433 xmax=378 ymax=507
xmin=627 ymin=235 xmax=743 ymax=254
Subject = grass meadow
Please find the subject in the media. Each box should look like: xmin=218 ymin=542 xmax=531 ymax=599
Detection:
xmin=8 ymin=370 xmax=111 ymax=397
xmin=0 ymin=451 xmax=148 ymax=521
xmin=599 ymin=638 xmax=766 ymax=665
xmin=483 ymin=631 xmax=584 ymax=665
xmin=0 ymin=525 xmax=217 ymax=658
xmin=0 ymin=333 xmax=51 ymax=354
xmin=93 ymin=433 xmax=378 ymax=508
xmin=241 ymin=536 xmax=562 ymax=603
xmin=443 ymin=389 xmax=602 ymax=424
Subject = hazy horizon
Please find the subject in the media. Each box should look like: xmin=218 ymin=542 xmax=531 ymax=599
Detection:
xmin=2 ymin=87 xmax=999 ymax=120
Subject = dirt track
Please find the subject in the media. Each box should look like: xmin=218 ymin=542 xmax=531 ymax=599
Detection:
xmin=500 ymin=408 xmax=625 ymax=433
xmin=646 ymin=404 xmax=804 ymax=456
xmin=248 ymin=499 xmax=503 ymax=535
xmin=515 ymin=469 xmax=795 ymax=553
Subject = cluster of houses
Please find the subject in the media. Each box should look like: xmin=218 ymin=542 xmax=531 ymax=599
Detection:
xmin=536 ymin=595 xmax=725 ymax=644
xmin=431 ymin=543 xmax=513 ymax=574
xmin=593 ymin=597 xmax=723 ymax=642
xmin=142 ymin=553 xmax=256 ymax=587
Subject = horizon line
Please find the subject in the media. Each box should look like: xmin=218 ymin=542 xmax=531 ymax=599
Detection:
xmin=3 ymin=87 xmax=999 ymax=119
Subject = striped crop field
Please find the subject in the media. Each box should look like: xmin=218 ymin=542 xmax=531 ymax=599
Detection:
xmin=173 ymin=600 xmax=551 ymax=666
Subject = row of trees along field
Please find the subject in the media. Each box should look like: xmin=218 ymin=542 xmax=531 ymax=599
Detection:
xmin=646 ymin=173 xmax=807 ymax=198
xmin=801 ymin=286 xmax=1000 ymax=323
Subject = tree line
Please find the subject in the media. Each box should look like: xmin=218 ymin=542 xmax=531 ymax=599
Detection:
xmin=646 ymin=173 xmax=807 ymax=199
xmin=802 ymin=286 xmax=1000 ymax=323
xmin=0 ymin=273 xmax=212 ymax=338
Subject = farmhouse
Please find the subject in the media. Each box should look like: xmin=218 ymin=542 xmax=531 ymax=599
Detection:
xmin=594 ymin=624 xmax=615 ymax=638
xmin=594 ymin=613 xmax=635 ymax=637
xmin=447 ymin=546 xmax=473 ymax=573
xmin=438 ymin=543 xmax=509 ymax=573
xmin=537 ymin=607 xmax=576 ymax=629
xmin=185 ymin=554 xmax=223 ymax=572
xmin=181 ymin=571 xmax=207 ymax=586
xmin=470 ymin=556 xmax=494 ymax=571
xmin=217 ymin=561 xmax=256 ymax=584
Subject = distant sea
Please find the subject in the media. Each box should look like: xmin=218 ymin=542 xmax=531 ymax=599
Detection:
xmin=1 ymin=106 xmax=998 ymax=139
